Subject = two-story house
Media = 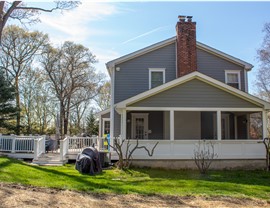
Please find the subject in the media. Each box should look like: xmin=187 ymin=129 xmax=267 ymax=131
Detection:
xmin=98 ymin=16 xmax=270 ymax=169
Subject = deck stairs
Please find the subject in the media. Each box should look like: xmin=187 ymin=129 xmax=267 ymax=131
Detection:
xmin=32 ymin=152 xmax=67 ymax=166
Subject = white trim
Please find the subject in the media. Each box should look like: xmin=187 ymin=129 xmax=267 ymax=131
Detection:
xmin=110 ymin=68 xmax=115 ymax=139
xmin=131 ymin=113 xmax=149 ymax=139
xmin=98 ymin=115 xmax=102 ymax=137
xmin=170 ymin=110 xmax=174 ymax=141
xmin=126 ymin=107 xmax=263 ymax=112
xmin=115 ymin=72 xmax=270 ymax=109
xmin=149 ymin=68 xmax=166 ymax=89
xmin=225 ymin=70 xmax=241 ymax=90
xmin=106 ymin=37 xmax=253 ymax=76
xmin=96 ymin=108 xmax=110 ymax=116
xmin=122 ymin=109 xmax=127 ymax=140
xmin=217 ymin=111 xmax=222 ymax=140
xmin=102 ymin=118 xmax=110 ymax=136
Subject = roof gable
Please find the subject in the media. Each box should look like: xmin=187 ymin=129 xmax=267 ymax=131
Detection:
xmin=116 ymin=72 xmax=270 ymax=110
xmin=130 ymin=79 xmax=260 ymax=108
xmin=106 ymin=37 xmax=253 ymax=76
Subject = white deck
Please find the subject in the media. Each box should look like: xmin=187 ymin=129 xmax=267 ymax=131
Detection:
xmin=0 ymin=135 xmax=266 ymax=165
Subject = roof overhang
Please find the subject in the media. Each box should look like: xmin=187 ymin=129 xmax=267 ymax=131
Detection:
xmin=115 ymin=71 xmax=270 ymax=110
xmin=106 ymin=37 xmax=254 ymax=76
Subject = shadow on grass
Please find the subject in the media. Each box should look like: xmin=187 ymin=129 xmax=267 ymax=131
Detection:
xmin=135 ymin=167 xmax=270 ymax=187
xmin=0 ymin=156 xmax=23 ymax=169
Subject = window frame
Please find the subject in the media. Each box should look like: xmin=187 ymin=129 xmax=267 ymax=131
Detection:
xmin=225 ymin=70 xmax=241 ymax=90
xmin=149 ymin=68 xmax=166 ymax=89
xmin=102 ymin=118 xmax=110 ymax=136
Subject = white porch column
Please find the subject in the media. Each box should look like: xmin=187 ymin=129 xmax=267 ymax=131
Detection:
xmin=170 ymin=110 xmax=174 ymax=141
xmin=122 ymin=109 xmax=127 ymax=140
xmin=98 ymin=115 xmax=102 ymax=137
xmin=262 ymin=110 xmax=269 ymax=139
xmin=217 ymin=110 xmax=222 ymax=140
xmin=110 ymin=67 xmax=115 ymax=148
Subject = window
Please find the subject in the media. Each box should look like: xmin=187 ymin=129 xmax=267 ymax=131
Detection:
xmin=149 ymin=68 xmax=165 ymax=89
xmin=225 ymin=70 xmax=241 ymax=89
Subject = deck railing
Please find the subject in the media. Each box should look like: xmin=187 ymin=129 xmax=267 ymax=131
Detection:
xmin=60 ymin=137 xmax=69 ymax=161
xmin=33 ymin=136 xmax=46 ymax=160
xmin=0 ymin=135 xmax=44 ymax=154
xmin=68 ymin=136 xmax=98 ymax=152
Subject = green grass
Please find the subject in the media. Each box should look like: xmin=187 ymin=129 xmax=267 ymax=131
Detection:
xmin=0 ymin=156 xmax=270 ymax=200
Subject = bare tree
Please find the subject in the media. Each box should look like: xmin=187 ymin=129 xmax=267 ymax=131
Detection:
xmin=40 ymin=41 xmax=100 ymax=137
xmin=0 ymin=1 xmax=80 ymax=44
xmin=95 ymin=81 xmax=111 ymax=111
xmin=257 ymin=23 xmax=270 ymax=102
xmin=193 ymin=140 xmax=218 ymax=174
xmin=0 ymin=25 xmax=49 ymax=134
xmin=107 ymin=138 xmax=159 ymax=169
xmin=20 ymin=67 xmax=54 ymax=134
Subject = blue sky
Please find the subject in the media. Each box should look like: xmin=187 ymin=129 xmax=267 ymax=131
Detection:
xmin=17 ymin=1 xmax=270 ymax=94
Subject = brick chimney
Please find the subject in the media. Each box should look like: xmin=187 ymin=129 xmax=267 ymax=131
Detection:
xmin=176 ymin=15 xmax=197 ymax=77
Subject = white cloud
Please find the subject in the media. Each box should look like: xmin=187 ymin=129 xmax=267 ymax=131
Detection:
xmin=38 ymin=1 xmax=119 ymax=43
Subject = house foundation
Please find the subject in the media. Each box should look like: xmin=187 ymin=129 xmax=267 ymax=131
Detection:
xmin=131 ymin=159 xmax=266 ymax=170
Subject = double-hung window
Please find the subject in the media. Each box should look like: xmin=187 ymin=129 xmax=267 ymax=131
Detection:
xmin=149 ymin=68 xmax=165 ymax=89
xmin=225 ymin=70 xmax=241 ymax=90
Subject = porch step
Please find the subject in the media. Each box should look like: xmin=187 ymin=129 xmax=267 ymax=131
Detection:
xmin=32 ymin=153 xmax=67 ymax=166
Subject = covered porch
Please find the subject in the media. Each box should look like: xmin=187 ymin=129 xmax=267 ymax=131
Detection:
xmin=120 ymin=108 xmax=267 ymax=141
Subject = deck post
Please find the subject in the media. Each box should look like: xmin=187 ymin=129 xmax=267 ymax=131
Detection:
xmin=60 ymin=140 xmax=64 ymax=161
xmin=11 ymin=138 xmax=16 ymax=153
xmin=33 ymin=139 xmax=38 ymax=160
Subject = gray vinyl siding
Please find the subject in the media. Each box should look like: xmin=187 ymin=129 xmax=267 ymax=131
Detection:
xmin=101 ymin=112 xmax=110 ymax=119
xmin=197 ymin=48 xmax=246 ymax=91
xmin=114 ymin=43 xmax=176 ymax=104
xmin=130 ymin=79 xmax=261 ymax=108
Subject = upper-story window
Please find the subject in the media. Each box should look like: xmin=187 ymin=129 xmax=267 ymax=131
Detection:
xmin=149 ymin=68 xmax=165 ymax=89
xmin=225 ymin=70 xmax=241 ymax=90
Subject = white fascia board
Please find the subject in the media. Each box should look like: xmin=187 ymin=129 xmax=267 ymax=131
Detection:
xmin=116 ymin=71 xmax=270 ymax=110
xmin=96 ymin=108 xmax=111 ymax=116
xmin=197 ymin=42 xmax=254 ymax=71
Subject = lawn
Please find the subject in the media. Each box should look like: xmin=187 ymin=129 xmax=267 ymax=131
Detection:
xmin=0 ymin=156 xmax=270 ymax=200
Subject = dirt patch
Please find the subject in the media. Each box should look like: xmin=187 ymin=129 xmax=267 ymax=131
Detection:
xmin=0 ymin=183 xmax=269 ymax=208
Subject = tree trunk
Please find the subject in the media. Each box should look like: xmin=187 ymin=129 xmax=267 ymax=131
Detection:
xmin=15 ymin=76 xmax=20 ymax=135
xmin=59 ymin=102 xmax=64 ymax=139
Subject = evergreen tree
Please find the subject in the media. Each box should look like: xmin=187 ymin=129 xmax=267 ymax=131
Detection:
xmin=86 ymin=110 xmax=98 ymax=136
xmin=0 ymin=69 xmax=17 ymax=131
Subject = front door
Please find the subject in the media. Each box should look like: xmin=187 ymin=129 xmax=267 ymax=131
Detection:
xmin=131 ymin=113 xmax=149 ymax=139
